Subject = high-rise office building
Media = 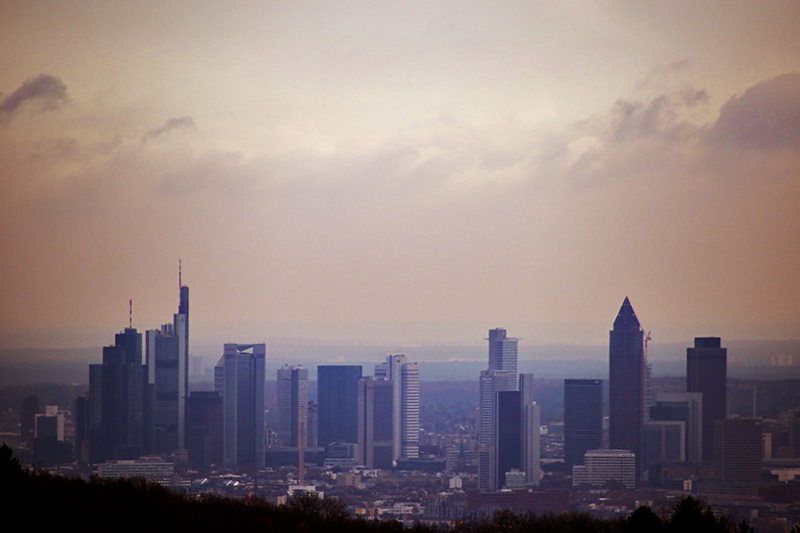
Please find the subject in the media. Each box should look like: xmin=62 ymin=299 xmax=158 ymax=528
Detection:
xmin=479 ymin=328 xmax=527 ymax=490
xmin=488 ymin=328 xmax=518 ymax=390
xmin=608 ymin=297 xmax=645 ymax=474
xmin=277 ymin=365 xmax=309 ymax=447
xmin=572 ymin=449 xmax=636 ymax=489
xmin=185 ymin=391 xmax=223 ymax=469
xmin=88 ymin=327 xmax=149 ymax=463
xmin=642 ymin=420 xmax=685 ymax=469
xmin=479 ymin=369 xmax=511 ymax=448
xmin=21 ymin=395 xmax=39 ymax=447
xmin=519 ymin=373 xmax=541 ymax=487
xmin=357 ymin=377 xmax=394 ymax=469
xmin=216 ymin=344 xmax=266 ymax=470
xmin=490 ymin=374 xmax=540 ymax=489
xmin=687 ymin=337 xmax=727 ymax=463
xmin=35 ymin=405 xmax=65 ymax=440
xmin=496 ymin=390 xmax=521 ymax=488
xmin=400 ymin=361 xmax=420 ymax=459
xmin=376 ymin=355 xmax=419 ymax=460
xmin=713 ymin=418 xmax=762 ymax=486
xmin=649 ymin=392 xmax=703 ymax=464
xmin=146 ymin=284 xmax=189 ymax=453
xmin=789 ymin=409 xmax=800 ymax=458
xmin=32 ymin=405 xmax=72 ymax=467
xmin=564 ymin=379 xmax=603 ymax=470
xmin=317 ymin=365 xmax=362 ymax=450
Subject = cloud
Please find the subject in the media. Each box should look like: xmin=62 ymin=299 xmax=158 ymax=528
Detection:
xmin=608 ymin=87 xmax=709 ymax=143
xmin=142 ymin=116 xmax=196 ymax=142
xmin=708 ymin=72 xmax=800 ymax=150
xmin=0 ymin=74 xmax=68 ymax=124
xmin=634 ymin=60 xmax=693 ymax=92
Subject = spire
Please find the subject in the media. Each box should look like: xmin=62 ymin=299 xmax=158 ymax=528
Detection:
xmin=613 ymin=296 xmax=640 ymax=329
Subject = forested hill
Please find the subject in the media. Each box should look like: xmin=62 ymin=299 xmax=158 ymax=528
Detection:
xmin=1 ymin=444 xmax=784 ymax=533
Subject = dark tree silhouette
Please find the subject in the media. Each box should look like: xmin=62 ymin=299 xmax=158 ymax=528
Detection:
xmin=2 ymin=444 xmax=790 ymax=533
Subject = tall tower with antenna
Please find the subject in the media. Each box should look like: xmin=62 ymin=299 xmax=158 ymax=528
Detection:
xmin=145 ymin=261 xmax=190 ymax=453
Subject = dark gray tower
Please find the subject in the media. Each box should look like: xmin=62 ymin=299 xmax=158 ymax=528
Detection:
xmin=146 ymin=282 xmax=189 ymax=453
xmin=317 ymin=365 xmax=362 ymax=450
xmin=88 ymin=327 xmax=148 ymax=463
xmin=609 ymin=297 xmax=645 ymax=475
xmin=357 ymin=377 xmax=394 ymax=469
xmin=687 ymin=336 xmax=727 ymax=463
xmin=495 ymin=390 xmax=521 ymax=488
xmin=216 ymin=344 xmax=266 ymax=470
xmin=564 ymin=379 xmax=603 ymax=470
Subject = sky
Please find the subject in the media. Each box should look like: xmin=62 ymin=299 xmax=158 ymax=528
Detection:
xmin=1 ymin=1 xmax=799 ymax=350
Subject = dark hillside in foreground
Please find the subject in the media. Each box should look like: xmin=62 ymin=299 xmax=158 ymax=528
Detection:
xmin=1 ymin=444 xmax=787 ymax=533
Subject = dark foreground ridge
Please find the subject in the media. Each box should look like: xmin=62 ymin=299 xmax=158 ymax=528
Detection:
xmin=1 ymin=444 xmax=794 ymax=533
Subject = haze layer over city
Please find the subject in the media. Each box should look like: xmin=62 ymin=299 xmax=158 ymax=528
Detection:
xmin=2 ymin=2 xmax=799 ymax=356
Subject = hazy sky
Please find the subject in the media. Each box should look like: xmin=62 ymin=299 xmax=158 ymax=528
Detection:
xmin=1 ymin=1 xmax=799 ymax=349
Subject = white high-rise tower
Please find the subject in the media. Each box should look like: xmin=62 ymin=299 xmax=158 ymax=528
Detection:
xmin=376 ymin=354 xmax=420 ymax=461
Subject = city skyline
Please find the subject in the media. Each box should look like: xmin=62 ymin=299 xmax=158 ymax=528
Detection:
xmin=1 ymin=2 xmax=799 ymax=350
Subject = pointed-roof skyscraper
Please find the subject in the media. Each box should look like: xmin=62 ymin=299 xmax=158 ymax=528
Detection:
xmin=609 ymin=297 xmax=645 ymax=478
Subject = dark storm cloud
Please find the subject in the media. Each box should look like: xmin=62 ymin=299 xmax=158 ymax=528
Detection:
xmin=708 ymin=72 xmax=800 ymax=150
xmin=142 ymin=116 xmax=196 ymax=141
xmin=0 ymin=74 xmax=68 ymax=124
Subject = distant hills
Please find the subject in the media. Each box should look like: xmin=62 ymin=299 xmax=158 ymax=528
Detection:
xmin=1 ymin=339 xmax=799 ymax=385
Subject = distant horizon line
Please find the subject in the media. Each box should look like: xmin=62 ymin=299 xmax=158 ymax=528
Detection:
xmin=3 ymin=336 xmax=800 ymax=349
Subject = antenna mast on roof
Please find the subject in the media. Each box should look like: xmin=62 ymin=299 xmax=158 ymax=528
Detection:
xmin=179 ymin=259 xmax=182 ymax=288
xmin=129 ymin=299 xmax=132 ymax=329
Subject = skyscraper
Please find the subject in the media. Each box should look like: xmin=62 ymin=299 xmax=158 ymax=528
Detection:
xmin=496 ymin=390 xmax=521 ymax=488
xmin=479 ymin=328 xmax=524 ymax=490
xmin=357 ymin=377 xmax=394 ymax=469
xmin=789 ymin=409 xmax=800 ymax=458
xmin=713 ymin=418 xmax=762 ymax=487
xmin=88 ymin=327 xmax=148 ymax=463
xmin=146 ymin=283 xmax=189 ymax=453
xmin=400 ymin=360 xmax=420 ymax=459
xmin=185 ymin=391 xmax=223 ymax=469
xmin=376 ymin=354 xmax=419 ymax=461
xmin=608 ymin=297 xmax=645 ymax=475
xmin=277 ymin=365 xmax=309 ymax=447
xmin=687 ymin=337 xmax=727 ymax=463
xmin=488 ymin=328 xmax=518 ymax=390
xmin=317 ymin=365 xmax=362 ymax=450
xmin=20 ymin=395 xmax=39 ymax=447
xmin=642 ymin=420 xmax=685 ymax=468
xmin=493 ymin=374 xmax=540 ymax=489
xmin=564 ymin=379 xmax=603 ymax=470
xmin=649 ymin=392 xmax=703 ymax=464
xmin=479 ymin=369 xmax=511 ymax=448
xmin=216 ymin=343 xmax=266 ymax=470
xmin=518 ymin=373 xmax=541 ymax=487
